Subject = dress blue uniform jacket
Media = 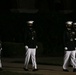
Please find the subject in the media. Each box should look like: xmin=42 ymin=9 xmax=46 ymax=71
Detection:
xmin=63 ymin=29 xmax=76 ymax=51
xmin=24 ymin=27 xmax=37 ymax=48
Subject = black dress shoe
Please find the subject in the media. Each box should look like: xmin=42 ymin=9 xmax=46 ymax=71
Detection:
xmin=73 ymin=68 xmax=76 ymax=72
xmin=32 ymin=69 xmax=38 ymax=71
xmin=63 ymin=69 xmax=69 ymax=72
xmin=23 ymin=68 xmax=29 ymax=71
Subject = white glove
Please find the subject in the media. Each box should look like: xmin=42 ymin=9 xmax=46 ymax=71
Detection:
xmin=25 ymin=46 xmax=28 ymax=49
xmin=0 ymin=48 xmax=2 ymax=51
xmin=64 ymin=47 xmax=68 ymax=50
xmin=36 ymin=46 xmax=38 ymax=49
xmin=75 ymin=38 xmax=76 ymax=40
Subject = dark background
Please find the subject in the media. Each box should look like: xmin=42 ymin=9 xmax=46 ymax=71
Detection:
xmin=0 ymin=0 xmax=76 ymax=57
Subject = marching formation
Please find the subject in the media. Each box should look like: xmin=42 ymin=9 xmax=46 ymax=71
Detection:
xmin=63 ymin=21 xmax=76 ymax=72
xmin=0 ymin=20 xmax=76 ymax=72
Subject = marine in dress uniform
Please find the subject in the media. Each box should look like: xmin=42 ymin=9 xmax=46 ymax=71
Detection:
xmin=73 ymin=22 xmax=76 ymax=64
xmin=63 ymin=21 xmax=76 ymax=72
xmin=73 ymin=22 xmax=76 ymax=48
xmin=23 ymin=20 xmax=38 ymax=71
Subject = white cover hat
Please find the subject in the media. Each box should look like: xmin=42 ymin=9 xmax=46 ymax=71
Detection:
xmin=66 ymin=21 xmax=73 ymax=25
xmin=27 ymin=20 xmax=34 ymax=24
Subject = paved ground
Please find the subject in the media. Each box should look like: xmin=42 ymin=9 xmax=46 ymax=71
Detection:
xmin=1 ymin=58 xmax=76 ymax=75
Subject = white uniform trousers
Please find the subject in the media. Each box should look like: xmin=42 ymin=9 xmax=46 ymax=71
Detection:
xmin=0 ymin=50 xmax=2 ymax=68
xmin=63 ymin=51 xmax=76 ymax=69
xmin=24 ymin=48 xmax=37 ymax=69
xmin=75 ymin=50 xmax=76 ymax=63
